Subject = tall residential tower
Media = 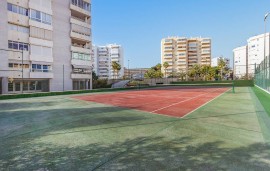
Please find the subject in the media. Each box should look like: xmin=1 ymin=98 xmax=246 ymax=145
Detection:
xmin=0 ymin=0 xmax=92 ymax=94
xmin=92 ymin=44 xmax=124 ymax=79
xmin=161 ymin=37 xmax=211 ymax=76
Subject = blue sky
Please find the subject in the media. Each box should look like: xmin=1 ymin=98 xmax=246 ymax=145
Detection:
xmin=92 ymin=0 xmax=270 ymax=68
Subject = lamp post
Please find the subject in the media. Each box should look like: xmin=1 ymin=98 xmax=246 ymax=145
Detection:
xmin=128 ymin=59 xmax=130 ymax=80
xmin=264 ymin=13 xmax=269 ymax=89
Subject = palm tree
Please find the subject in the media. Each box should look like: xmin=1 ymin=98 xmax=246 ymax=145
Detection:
xmin=191 ymin=64 xmax=201 ymax=81
xmin=163 ymin=62 xmax=169 ymax=78
xmin=178 ymin=70 xmax=187 ymax=81
xmin=201 ymin=65 xmax=211 ymax=81
xmin=112 ymin=61 xmax=121 ymax=79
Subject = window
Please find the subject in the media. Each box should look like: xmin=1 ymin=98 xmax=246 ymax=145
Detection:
xmin=7 ymin=3 xmax=28 ymax=16
xmin=30 ymin=82 xmax=35 ymax=91
xmin=32 ymin=64 xmax=51 ymax=72
xmin=43 ymin=65 xmax=48 ymax=72
xmin=23 ymin=82 xmax=28 ymax=91
xmin=7 ymin=3 xmax=12 ymax=11
xmin=15 ymin=82 xmax=20 ymax=91
xmin=72 ymin=0 xmax=91 ymax=11
xmin=8 ymin=41 xmax=29 ymax=51
xmin=72 ymin=52 xmax=91 ymax=61
xmin=30 ymin=9 xmax=52 ymax=25
xmin=8 ymin=83 xmax=13 ymax=92
xmin=31 ymin=10 xmax=41 ymax=22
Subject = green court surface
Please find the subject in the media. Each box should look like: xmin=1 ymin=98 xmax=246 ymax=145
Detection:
xmin=0 ymin=87 xmax=270 ymax=170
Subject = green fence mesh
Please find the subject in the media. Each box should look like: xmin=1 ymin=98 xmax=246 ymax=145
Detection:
xmin=255 ymin=55 xmax=270 ymax=93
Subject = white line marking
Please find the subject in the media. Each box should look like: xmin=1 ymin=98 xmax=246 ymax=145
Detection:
xmin=255 ymin=85 xmax=270 ymax=95
xmin=181 ymin=88 xmax=231 ymax=119
xmin=150 ymin=88 xmax=223 ymax=113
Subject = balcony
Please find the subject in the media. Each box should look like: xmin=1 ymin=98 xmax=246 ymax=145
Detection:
xmin=71 ymin=59 xmax=91 ymax=66
xmin=9 ymin=51 xmax=30 ymax=61
xmin=70 ymin=16 xmax=91 ymax=29
xmin=70 ymin=2 xmax=90 ymax=17
xmin=201 ymin=44 xmax=211 ymax=48
xmin=30 ymin=54 xmax=53 ymax=63
xmin=30 ymin=69 xmax=53 ymax=79
xmin=71 ymin=45 xmax=91 ymax=54
xmin=8 ymin=12 xmax=29 ymax=27
xmin=177 ymin=48 xmax=187 ymax=51
xmin=111 ymin=58 xmax=120 ymax=62
xmin=71 ymin=73 xmax=91 ymax=79
xmin=163 ymin=40 xmax=173 ymax=45
xmin=10 ymin=69 xmax=30 ymax=79
xmin=71 ymin=31 xmax=91 ymax=42
xmin=8 ymin=31 xmax=29 ymax=43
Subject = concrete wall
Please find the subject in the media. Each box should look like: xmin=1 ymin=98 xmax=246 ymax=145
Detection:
xmin=50 ymin=0 xmax=73 ymax=91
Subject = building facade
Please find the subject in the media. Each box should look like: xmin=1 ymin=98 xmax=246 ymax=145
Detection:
xmin=92 ymin=44 xmax=124 ymax=79
xmin=0 ymin=0 xmax=92 ymax=94
xmin=233 ymin=46 xmax=248 ymax=78
xmin=161 ymin=37 xmax=211 ymax=76
xmin=124 ymin=68 xmax=149 ymax=80
xmin=233 ymin=33 xmax=269 ymax=79
xmin=211 ymin=57 xmax=230 ymax=68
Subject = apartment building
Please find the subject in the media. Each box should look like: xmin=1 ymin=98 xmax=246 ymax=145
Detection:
xmin=92 ymin=44 xmax=124 ymax=79
xmin=0 ymin=0 xmax=92 ymax=94
xmin=161 ymin=37 xmax=211 ymax=76
xmin=211 ymin=57 xmax=230 ymax=68
xmin=233 ymin=46 xmax=248 ymax=78
xmin=233 ymin=33 xmax=269 ymax=78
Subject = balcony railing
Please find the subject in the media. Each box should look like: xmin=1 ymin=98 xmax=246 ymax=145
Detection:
xmin=71 ymin=0 xmax=91 ymax=12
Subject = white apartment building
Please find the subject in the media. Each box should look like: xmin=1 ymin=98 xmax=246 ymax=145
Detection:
xmin=233 ymin=33 xmax=269 ymax=78
xmin=233 ymin=46 xmax=248 ymax=78
xmin=0 ymin=0 xmax=92 ymax=94
xmin=161 ymin=37 xmax=211 ymax=76
xmin=92 ymin=44 xmax=124 ymax=79
xmin=211 ymin=57 xmax=230 ymax=68
xmin=247 ymin=33 xmax=269 ymax=74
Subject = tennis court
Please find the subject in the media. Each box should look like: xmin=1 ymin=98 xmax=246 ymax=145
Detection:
xmin=0 ymin=86 xmax=270 ymax=170
xmin=74 ymin=86 xmax=229 ymax=118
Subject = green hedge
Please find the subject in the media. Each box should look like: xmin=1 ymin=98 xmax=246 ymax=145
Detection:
xmin=171 ymin=80 xmax=254 ymax=87
xmin=0 ymin=87 xmax=140 ymax=100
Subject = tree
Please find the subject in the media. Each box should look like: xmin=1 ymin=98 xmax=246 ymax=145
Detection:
xmin=218 ymin=58 xmax=227 ymax=80
xmin=92 ymin=71 xmax=99 ymax=80
xmin=201 ymin=65 xmax=212 ymax=81
xmin=178 ymin=70 xmax=187 ymax=81
xmin=144 ymin=63 xmax=164 ymax=79
xmin=112 ymin=61 xmax=121 ymax=79
xmin=189 ymin=64 xmax=201 ymax=81
xmin=163 ymin=62 xmax=169 ymax=78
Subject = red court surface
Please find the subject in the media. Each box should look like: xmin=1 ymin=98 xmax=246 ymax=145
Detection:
xmin=74 ymin=87 xmax=229 ymax=118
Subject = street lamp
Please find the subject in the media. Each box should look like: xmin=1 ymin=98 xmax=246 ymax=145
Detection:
xmin=128 ymin=59 xmax=130 ymax=80
xmin=264 ymin=13 xmax=269 ymax=60
xmin=264 ymin=13 xmax=269 ymax=89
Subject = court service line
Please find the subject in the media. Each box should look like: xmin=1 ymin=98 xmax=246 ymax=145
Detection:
xmin=181 ymin=88 xmax=231 ymax=119
xmin=150 ymin=88 xmax=224 ymax=113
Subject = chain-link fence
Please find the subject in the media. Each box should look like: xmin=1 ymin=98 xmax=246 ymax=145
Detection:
xmin=255 ymin=56 xmax=270 ymax=93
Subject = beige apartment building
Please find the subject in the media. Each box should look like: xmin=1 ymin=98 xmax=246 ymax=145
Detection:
xmin=0 ymin=0 xmax=92 ymax=94
xmin=161 ymin=37 xmax=211 ymax=76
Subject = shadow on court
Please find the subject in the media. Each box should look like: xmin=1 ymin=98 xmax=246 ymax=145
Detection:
xmin=0 ymin=135 xmax=269 ymax=171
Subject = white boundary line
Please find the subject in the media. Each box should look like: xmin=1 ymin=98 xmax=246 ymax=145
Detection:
xmin=255 ymin=85 xmax=270 ymax=95
xmin=181 ymin=88 xmax=231 ymax=119
xmin=150 ymin=88 xmax=223 ymax=113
